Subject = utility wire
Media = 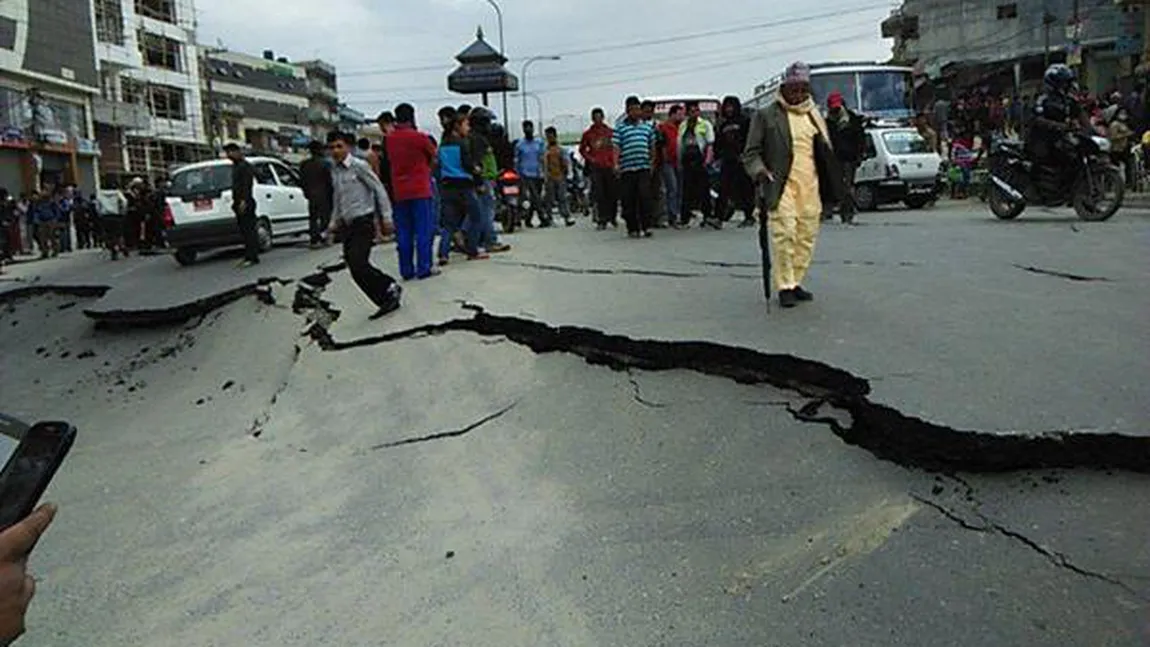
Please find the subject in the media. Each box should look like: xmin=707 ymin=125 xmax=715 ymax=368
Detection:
xmin=336 ymin=2 xmax=890 ymax=77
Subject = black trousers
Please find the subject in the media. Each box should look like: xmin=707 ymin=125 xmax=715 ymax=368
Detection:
xmin=308 ymin=200 xmax=332 ymax=244
xmin=343 ymin=215 xmax=397 ymax=308
xmin=589 ymin=166 xmax=618 ymax=224
xmin=618 ymin=169 xmax=655 ymax=234
xmin=681 ymin=159 xmax=713 ymax=222
xmin=716 ymin=162 xmax=755 ymax=222
xmin=234 ymin=202 xmax=260 ymax=262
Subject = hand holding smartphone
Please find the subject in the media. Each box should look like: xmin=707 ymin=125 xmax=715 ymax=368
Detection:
xmin=0 ymin=421 xmax=74 ymax=644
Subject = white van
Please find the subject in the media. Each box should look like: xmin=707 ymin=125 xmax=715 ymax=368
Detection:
xmin=164 ymin=156 xmax=310 ymax=265
xmin=853 ymin=127 xmax=944 ymax=211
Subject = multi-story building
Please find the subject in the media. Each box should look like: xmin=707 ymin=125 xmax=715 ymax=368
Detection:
xmin=0 ymin=0 xmax=101 ymax=195
xmin=203 ymin=49 xmax=337 ymax=161
xmin=92 ymin=0 xmax=209 ymax=186
xmin=883 ymin=0 xmax=1145 ymax=95
xmin=298 ymin=59 xmax=340 ymax=142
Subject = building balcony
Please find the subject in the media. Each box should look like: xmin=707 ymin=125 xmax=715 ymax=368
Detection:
xmin=306 ymin=108 xmax=336 ymax=124
xmin=217 ymin=101 xmax=245 ymax=117
xmin=307 ymin=79 xmax=338 ymax=101
xmin=92 ymin=98 xmax=150 ymax=130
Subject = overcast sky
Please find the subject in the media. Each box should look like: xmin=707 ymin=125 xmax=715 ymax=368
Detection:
xmin=194 ymin=0 xmax=894 ymax=134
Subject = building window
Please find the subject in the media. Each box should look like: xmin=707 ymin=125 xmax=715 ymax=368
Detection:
xmin=997 ymin=3 xmax=1017 ymax=19
xmin=135 ymin=0 xmax=176 ymax=23
xmin=121 ymin=78 xmax=147 ymax=105
xmin=94 ymin=0 xmax=125 ymax=44
xmin=139 ymin=31 xmax=183 ymax=72
xmin=149 ymin=85 xmax=186 ymax=121
xmin=225 ymin=120 xmax=240 ymax=140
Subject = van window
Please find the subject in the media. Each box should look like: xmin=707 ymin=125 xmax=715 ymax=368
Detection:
xmin=252 ymin=163 xmax=277 ymax=185
xmin=881 ymin=131 xmax=932 ymax=155
xmin=169 ymin=165 xmax=232 ymax=198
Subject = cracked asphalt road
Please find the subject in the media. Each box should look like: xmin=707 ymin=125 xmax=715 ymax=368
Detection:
xmin=1 ymin=205 xmax=1148 ymax=645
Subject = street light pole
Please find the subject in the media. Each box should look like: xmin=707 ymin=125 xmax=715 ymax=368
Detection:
xmin=516 ymin=92 xmax=544 ymax=127
xmin=483 ymin=0 xmax=508 ymax=126
xmin=521 ymin=55 xmax=560 ymax=131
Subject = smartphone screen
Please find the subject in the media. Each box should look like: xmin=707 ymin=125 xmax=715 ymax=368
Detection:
xmin=0 ymin=422 xmax=75 ymax=530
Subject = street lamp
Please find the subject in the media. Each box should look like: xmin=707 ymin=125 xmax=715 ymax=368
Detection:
xmin=515 ymin=92 xmax=544 ymax=128
xmin=521 ymin=55 xmax=560 ymax=131
xmin=481 ymin=0 xmax=508 ymax=126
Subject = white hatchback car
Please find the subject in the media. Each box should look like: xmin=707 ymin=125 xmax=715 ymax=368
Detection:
xmin=165 ymin=156 xmax=310 ymax=265
xmin=853 ymin=127 xmax=944 ymax=211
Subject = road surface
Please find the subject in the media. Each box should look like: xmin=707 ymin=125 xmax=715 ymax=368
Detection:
xmin=1 ymin=202 xmax=1147 ymax=645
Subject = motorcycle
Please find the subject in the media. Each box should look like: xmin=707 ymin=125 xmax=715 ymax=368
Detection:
xmin=987 ymin=132 xmax=1123 ymax=222
xmin=495 ymin=169 xmax=527 ymax=233
xmin=566 ymin=171 xmax=589 ymax=216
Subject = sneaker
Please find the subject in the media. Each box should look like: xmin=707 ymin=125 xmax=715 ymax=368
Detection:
xmin=438 ymin=257 xmax=450 ymax=267
xmin=417 ymin=267 xmax=442 ymax=279
xmin=237 ymin=259 xmax=260 ymax=268
xmin=489 ymin=243 xmax=512 ymax=253
xmin=793 ymin=286 xmax=814 ymax=302
xmin=779 ymin=289 xmax=798 ymax=309
xmin=642 ymin=229 xmax=653 ymax=238
xmin=565 ymin=218 xmax=576 ymax=227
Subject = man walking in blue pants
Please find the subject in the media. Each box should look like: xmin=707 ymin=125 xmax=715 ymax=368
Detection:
xmin=384 ymin=103 xmax=438 ymax=280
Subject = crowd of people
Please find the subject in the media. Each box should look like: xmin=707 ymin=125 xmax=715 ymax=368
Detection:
xmin=0 ymin=178 xmax=171 ymax=271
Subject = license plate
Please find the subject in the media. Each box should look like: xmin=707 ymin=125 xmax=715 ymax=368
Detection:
xmin=193 ymin=199 xmax=213 ymax=211
xmin=503 ymin=186 xmax=520 ymax=195
xmin=909 ymin=186 xmax=933 ymax=194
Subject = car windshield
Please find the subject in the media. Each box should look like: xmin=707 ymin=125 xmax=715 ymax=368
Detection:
xmin=882 ymin=131 xmax=932 ymax=155
xmin=169 ymin=165 xmax=232 ymax=198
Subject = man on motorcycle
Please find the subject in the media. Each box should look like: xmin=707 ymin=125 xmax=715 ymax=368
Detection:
xmin=1026 ymin=64 xmax=1090 ymax=167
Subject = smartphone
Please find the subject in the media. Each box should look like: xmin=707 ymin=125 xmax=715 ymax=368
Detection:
xmin=0 ymin=421 xmax=75 ymax=531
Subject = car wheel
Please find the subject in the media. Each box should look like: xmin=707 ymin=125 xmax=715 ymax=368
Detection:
xmin=904 ymin=195 xmax=932 ymax=209
xmin=174 ymin=248 xmax=197 ymax=266
xmin=853 ymin=183 xmax=878 ymax=211
xmin=257 ymin=218 xmax=273 ymax=252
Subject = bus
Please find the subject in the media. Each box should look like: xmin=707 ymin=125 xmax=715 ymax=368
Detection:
xmin=645 ymin=95 xmax=721 ymax=124
xmin=745 ymin=62 xmax=914 ymax=121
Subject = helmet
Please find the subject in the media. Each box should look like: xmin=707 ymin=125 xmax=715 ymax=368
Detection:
xmin=1043 ymin=64 xmax=1075 ymax=94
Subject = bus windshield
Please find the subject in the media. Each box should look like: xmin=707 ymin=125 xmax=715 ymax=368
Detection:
xmin=860 ymin=70 xmax=913 ymax=119
xmin=810 ymin=73 xmax=860 ymax=112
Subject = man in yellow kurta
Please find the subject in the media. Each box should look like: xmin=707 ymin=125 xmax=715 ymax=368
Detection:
xmin=742 ymin=62 xmax=841 ymax=309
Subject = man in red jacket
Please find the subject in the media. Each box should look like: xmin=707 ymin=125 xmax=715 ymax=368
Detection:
xmin=579 ymin=107 xmax=618 ymax=229
xmin=385 ymin=103 xmax=437 ymax=280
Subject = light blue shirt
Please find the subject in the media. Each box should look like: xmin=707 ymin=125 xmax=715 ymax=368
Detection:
xmin=514 ymin=137 xmax=546 ymax=178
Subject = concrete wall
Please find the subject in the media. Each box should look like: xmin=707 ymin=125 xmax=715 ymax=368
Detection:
xmin=903 ymin=0 xmax=1129 ymax=67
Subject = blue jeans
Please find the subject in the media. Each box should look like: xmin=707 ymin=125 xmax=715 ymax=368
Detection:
xmin=393 ymin=198 xmax=435 ymax=279
xmin=465 ymin=182 xmax=499 ymax=249
xmin=661 ymin=163 xmax=681 ymax=222
xmin=438 ymin=184 xmax=480 ymax=259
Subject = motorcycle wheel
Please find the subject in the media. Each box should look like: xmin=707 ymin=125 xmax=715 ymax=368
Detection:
xmin=1074 ymin=166 xmax=1123 ymax=222
xmin=988 ymin=184 xmax=1025 ymax=220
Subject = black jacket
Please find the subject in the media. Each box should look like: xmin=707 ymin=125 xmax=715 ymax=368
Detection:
xmin=299 ymin=156 xmax=333 ymax=207
xmin=716 ymin=97 xmax=751 ymax=164
xmin=231 ymin=158 xmax=255 ymax=208
xmin=826 ymin=109 xmax=867 ymax=164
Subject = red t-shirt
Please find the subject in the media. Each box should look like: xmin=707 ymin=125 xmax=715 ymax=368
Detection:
xmin=658 ymin=121 xmax=680 ymax=168
xmin=579 ymin=123 xmax=617 ymax=169
xmin=385 ymin=125 xmax=436 ymax=202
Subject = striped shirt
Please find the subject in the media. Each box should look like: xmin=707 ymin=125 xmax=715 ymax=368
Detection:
xmin=612 ymin=119 xmax=656 ymax=171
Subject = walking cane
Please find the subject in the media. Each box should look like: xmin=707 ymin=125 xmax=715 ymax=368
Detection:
xmin=756 ymin=193 xmax=771 ymax=313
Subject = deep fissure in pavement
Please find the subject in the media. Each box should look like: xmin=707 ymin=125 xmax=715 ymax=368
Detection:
xmin=287 ymin=269 xmax=1149 ymax=475
xmin=26 ymin=262 xmax=1150 ymax=475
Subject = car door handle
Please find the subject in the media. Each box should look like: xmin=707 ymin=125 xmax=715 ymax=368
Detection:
xmin=265 ymin=193 xmax=273 ymax=199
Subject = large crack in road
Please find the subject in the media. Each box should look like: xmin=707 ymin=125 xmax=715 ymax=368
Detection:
xmin=15 ymin=261 xmax=1148 ymax=476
